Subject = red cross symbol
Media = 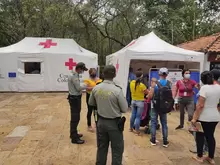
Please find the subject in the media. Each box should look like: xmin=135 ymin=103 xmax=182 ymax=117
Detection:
xmin=39 ymin=39 xmax=57 ymax=48
xmin=116 ymin=59 xmax=119 ymax=73
xmin=127 ymin=40 xmax=136 ymax=47
xmin=65 ymin=58 xmax=77 ymax=70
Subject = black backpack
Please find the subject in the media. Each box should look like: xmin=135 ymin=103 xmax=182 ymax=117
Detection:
xmin=153 ymin=80 xmax=174 ymax=114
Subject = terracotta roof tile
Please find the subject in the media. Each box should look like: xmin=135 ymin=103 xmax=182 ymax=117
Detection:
xmin=178 ymin=33 xmax=220 ymax=53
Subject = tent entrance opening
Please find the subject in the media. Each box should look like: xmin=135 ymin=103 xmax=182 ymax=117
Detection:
xmin=129 ymin=60 xmax=200 ymax=74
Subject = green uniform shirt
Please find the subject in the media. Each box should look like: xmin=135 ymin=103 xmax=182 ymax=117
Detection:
xmin=68 ymin=71 xmax=86 ymax=96
xmin=89 ymin=80 xmax=128 ymax=119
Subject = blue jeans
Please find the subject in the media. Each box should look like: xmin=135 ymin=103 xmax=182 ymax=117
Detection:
xmin=151 ymin=108 xmax=168 ymax=142
xmin=126 ymin=83 xmax=131 ymax=106
xmin=130 ymin=100 xmax=144 ymax=131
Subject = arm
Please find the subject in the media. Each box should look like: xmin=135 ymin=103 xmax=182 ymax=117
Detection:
xmin=88 ymin=90 xmax=96 ymax=106
xmin=193 ymin=80 xmax=200 ymax=90
xmin=173 ymin=81 xmax=179 ymax=98
xmin=192 ymin=86 xmax=206 ymax=122
xmin=118 ymin=90 xmax=128 ymax=113
xmin=142 ymin=84 xmax=148 ymax=95
xmin=148 ymin=78 xmax=156 ymax=99
xmin=72 ymin=77 xmax=87 ymax=92
xmin=192 ymin=96 xmax=205 ymax=122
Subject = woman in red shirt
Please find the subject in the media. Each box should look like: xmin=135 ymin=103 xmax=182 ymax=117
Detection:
xmin=174 ymin=69 xmax=199 ymax=130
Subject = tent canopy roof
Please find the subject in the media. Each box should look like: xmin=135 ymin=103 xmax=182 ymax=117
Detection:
xmin=107 ymin=32 xmax=204 ymax=59
xmin=0 ymin=37 xmax=97 ymax=57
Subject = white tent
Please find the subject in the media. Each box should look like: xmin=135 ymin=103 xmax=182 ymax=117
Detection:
xmin=106 ymin=32 xmax=205 ymax=96
xmin=0 ymin=37 xmax=98 ymax=92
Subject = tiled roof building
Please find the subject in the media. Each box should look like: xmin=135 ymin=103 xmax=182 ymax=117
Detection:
xmin=178 ymin=33 xmax=220 ymax=70
xmin=178 ymin=33 xmax=220 ymax=53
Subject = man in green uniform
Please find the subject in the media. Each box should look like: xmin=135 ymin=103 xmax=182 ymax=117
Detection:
xmin=68 ymin=62 xmax=88 ymax=144
xmin=89 ymin=65 xmax=128 ymax=165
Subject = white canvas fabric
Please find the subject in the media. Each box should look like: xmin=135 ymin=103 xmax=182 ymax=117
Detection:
xmin=106 ymin=32 xmax=205 ymax=96
xmin=0 ymin=37 xmax=98 ymax=92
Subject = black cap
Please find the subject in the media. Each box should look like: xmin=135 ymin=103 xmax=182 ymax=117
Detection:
xmin=76 ymin=62 xmax=88 ymax=71
xmin=103 ymin=65 xmax=116 ymax=79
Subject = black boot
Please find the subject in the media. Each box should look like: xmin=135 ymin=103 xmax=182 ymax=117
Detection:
xmin=71 ymin=138 xmax=85 ymax=144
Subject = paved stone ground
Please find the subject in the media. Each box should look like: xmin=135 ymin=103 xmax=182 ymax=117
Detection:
xmin=0 ymin=93 xmax=220 ymax=165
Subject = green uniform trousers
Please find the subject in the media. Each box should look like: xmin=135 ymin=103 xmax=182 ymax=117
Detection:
xmin=96 ymin=117 xmax=124 ymax=165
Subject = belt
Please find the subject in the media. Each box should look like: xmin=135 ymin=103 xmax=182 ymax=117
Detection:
xmin=98 ymin=115 xmax=121 ymax=120
xmin=68 ymin=94 xmax=82 ymax=99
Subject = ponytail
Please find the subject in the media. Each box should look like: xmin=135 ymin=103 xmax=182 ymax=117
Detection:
xmin=135 ymin=71 xmax=143 ymax=90
xmin=135 ymin=78 xmax=141 ymax=90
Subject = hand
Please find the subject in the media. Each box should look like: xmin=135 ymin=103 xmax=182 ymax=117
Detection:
xmin=191 ymin=119 xmax=196 ymax=125
xmin=87 ymin=87 xmax=93 ymax=91
xmin=144 ymin=89 xmax=149 ymax=95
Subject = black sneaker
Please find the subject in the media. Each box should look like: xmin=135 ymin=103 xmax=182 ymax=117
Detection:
xmin=71 ymin=138 xmax=85 ymax=144
xmin=175 ymin=125 xmax=184 ymax=130
xmin=150 ymin=139 xmax=156 ymax=146
xmin=163 ymin=141 xmax=169 ymax=148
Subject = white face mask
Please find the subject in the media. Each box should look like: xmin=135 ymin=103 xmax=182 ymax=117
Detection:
xmin=184 ymin=74 xmax=190 ymax=79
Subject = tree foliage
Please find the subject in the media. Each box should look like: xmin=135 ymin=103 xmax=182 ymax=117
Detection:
xmin=0 ymin=0 xmax=219 ymax=65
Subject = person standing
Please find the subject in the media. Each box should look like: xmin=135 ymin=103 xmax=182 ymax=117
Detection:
xmin=174 ymin=69 xmax=199 ymax=130
xmin=68 ymin=62 xmax=88 ymax=144
xmin=84 ymin=68 xmax=102 ymax=132
xmin=191 ymin=71 xmax=220 ymax=164
xmin=129 ymin=70 xmax=148 ymax=135
xmin=89 ymin=65 xmax=128 ymax=165
xmin=148 ymin=68 xmax=173 ymax=147
xmin=126 ymin=67 xmax=136 ymax=107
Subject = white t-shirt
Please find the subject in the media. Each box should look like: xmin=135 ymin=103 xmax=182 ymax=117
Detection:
xmin=198 ymin=84 xmax=220 ymax=122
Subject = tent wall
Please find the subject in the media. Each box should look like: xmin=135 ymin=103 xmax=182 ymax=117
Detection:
xmin=0 ymin=53 xmax=98 ymax=92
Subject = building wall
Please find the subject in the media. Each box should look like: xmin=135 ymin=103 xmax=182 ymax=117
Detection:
xmin=204 ymin=53 xmax=210 ymax=71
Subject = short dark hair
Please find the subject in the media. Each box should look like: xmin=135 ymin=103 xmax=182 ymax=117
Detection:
xmin=201 ymin=71 xmax=213 ymax=85
xmin=103 ymin=65 xmax=116 ymax=79
xmin=211 ymin=69 xmax=220 ymax=81
xmin=182 ymin=69 xmax=191 ymax=77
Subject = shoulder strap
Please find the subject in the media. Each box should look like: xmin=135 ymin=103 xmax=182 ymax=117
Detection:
xmin=156 ymin=81 xmax=162 ymax=88
xmin=166 ymin=80 xmax=172 ymax=88
xmin=115 ymin=84 xmax=122 ymax=89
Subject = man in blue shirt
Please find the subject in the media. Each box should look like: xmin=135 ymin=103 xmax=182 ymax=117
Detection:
xmin=126 ymin=67 xmax=136 ymax=107
xmin=148 ymin=68 xmax=170 ymax=148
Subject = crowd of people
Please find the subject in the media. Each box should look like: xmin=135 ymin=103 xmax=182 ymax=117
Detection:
xmin=67 ymin=62 xmax=220 ymax=165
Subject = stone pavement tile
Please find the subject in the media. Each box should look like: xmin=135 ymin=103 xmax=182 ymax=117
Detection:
xmin=6 ymin=126 xmax=30 ymax=138
xmin=29 ymin=134 xmax=61 ymax=165
xmin=0 ymin=127 xmax=14 ymax=141
xmin=30 ymin=122 xmax=48 ymax=131
xmin=0 ymin=112 xmax=10 ymax=120
xmin=46 ymin=118 xmax=65 ymax=134
xmin=36 ymin=115 xmax=53 ymax=124
xmin=170 ymin=157 xmax=206 ymax=165
xmin=0 ymin=137 xmax=23 ymax=151
xmin=3 ymin=154 xmax=32 ymax=165
xmin=11 ymin=139 xmax=39 ymax=155
xmin=0 ymin=108 xmax=11 ymax=112
xmin=0 ymin=151 xmax=11 ymax=165
xmin=23 ymin=130 xmax=46 ymax=141
xmin=0 ymin=120 xmax=11 ymax=126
